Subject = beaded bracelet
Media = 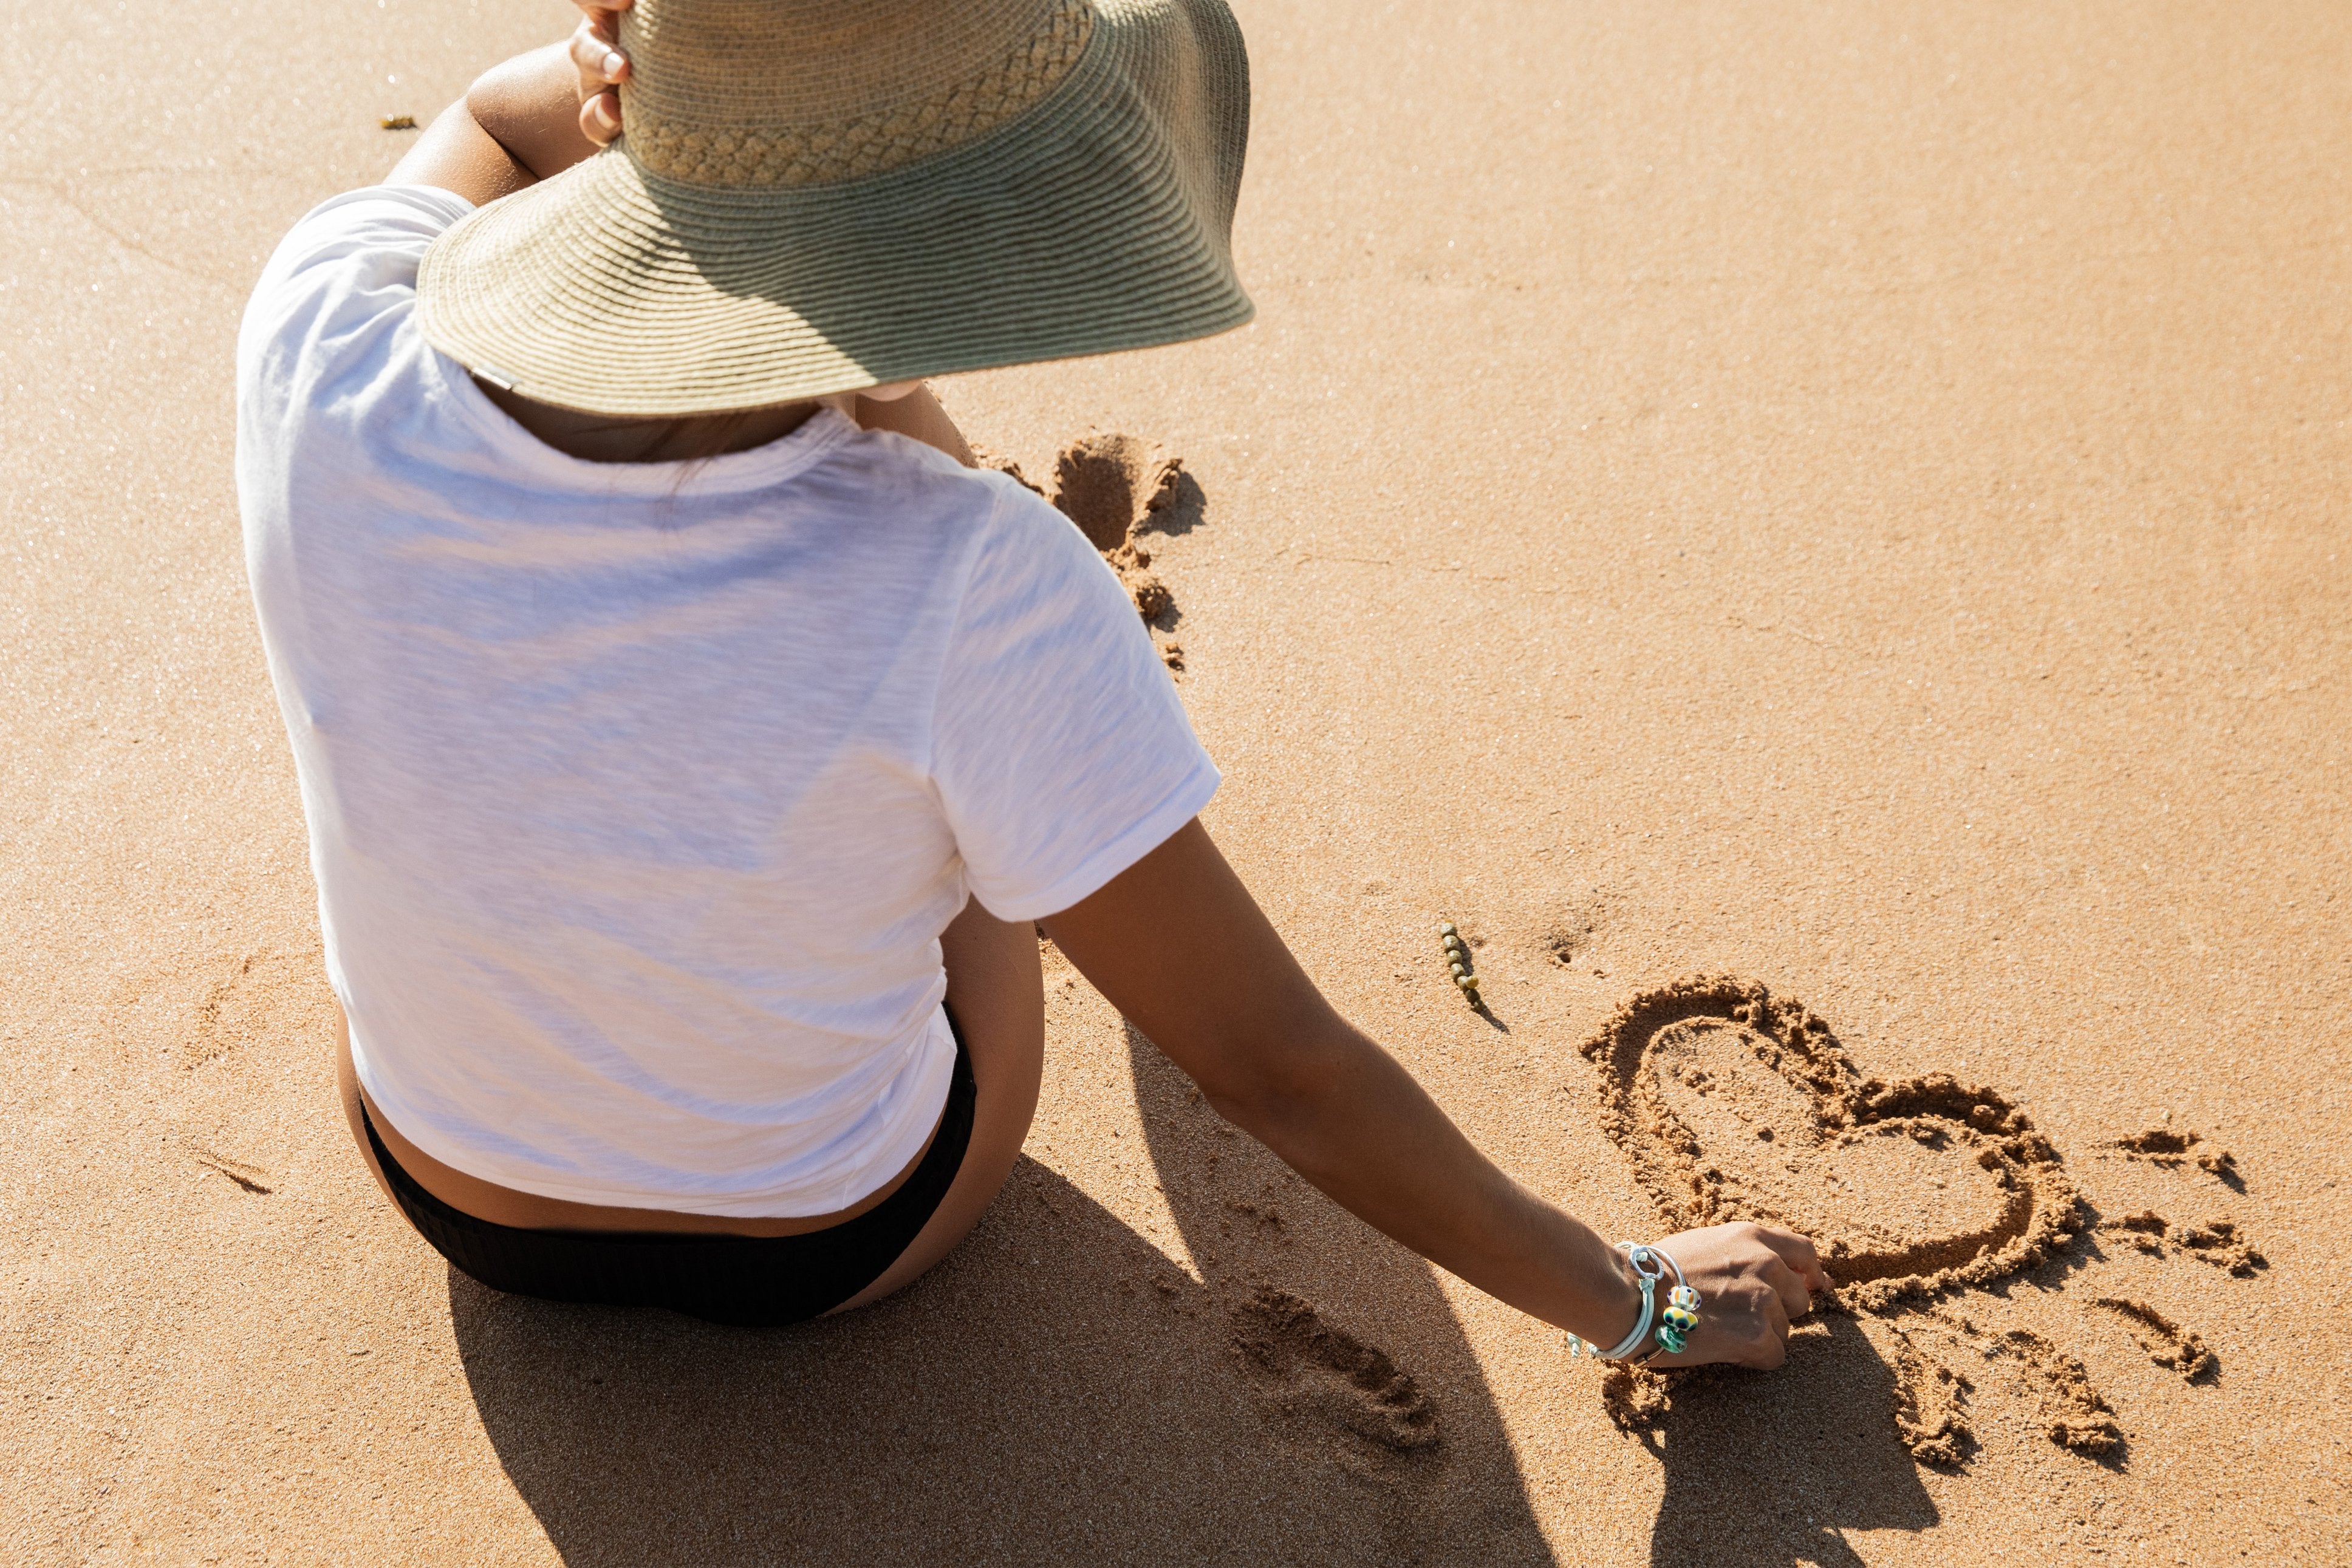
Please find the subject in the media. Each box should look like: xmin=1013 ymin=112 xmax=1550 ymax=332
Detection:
xmin=1565 ymin=1242 xmax=1703 ymax=1362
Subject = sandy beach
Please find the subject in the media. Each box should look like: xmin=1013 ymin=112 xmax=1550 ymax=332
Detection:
xmin=5 ymin=0 xmax=2348 ymax=1561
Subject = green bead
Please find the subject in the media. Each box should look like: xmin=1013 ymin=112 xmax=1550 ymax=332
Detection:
xmin=1662 ymin=1305 xmax=1699 ymax=1333
xmin=1657 ymin=1324 xmax=1687 ymax=1354
xmin=1456 ymin=974 xmax=1478 ymax=990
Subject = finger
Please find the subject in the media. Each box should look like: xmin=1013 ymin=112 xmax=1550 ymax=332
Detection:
xmin=569 ymin=26 xmax=603 ymax=96
xmin=1760 ymin=1253 xmax=1813 ymax=1321
xmin=579 ymin=89 xmax=621 ymax=145
xmin=1749 ymin=1224 xmax=1822 ymax=1278
xmin=1751 ymin=1225 xmax=1832 ymax=1298
xmin=570 ymin=24 xmax=629 ymax=93
xmin=583 ymin=3 xmax=631 ymax=50
xmin=569 ymin=18 xmax=627 ymax=78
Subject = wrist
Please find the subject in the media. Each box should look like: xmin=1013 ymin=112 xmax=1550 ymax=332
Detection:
xmin=1568 ymin=1241 xmax=1648 ymax=1355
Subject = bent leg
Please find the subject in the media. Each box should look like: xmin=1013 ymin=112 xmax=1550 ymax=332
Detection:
xmin=829 ymin=899 xmax=1045 ymax=1312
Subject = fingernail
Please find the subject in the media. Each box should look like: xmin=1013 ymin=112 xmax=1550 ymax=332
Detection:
xmin=603 ymin=51 xmax=626 ymax=81
xmin=592 ymin=95 xmax=619 ymax=129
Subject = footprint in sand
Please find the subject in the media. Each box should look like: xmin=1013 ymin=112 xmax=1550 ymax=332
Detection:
xmin=980 ymin=432 xmax=1202 ymax=668
xmin=1577 ymin=974 xmax=2265 ymax=1464
xmin=1227 ymin=1285 xmax=1442 ymax=1466
xmin=184 ymin=949 xmax=327 ymax=1069
xmin=180 ymin=940 xmax=336 ymax=1072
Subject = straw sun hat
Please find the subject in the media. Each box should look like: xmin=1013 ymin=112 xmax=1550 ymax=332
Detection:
xmin=416 ymin=0 xmax=1253 ymax=417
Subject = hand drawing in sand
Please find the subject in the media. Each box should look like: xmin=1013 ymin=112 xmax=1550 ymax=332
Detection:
xmin=1577 ymin=975 xmax=2265 ymax=1470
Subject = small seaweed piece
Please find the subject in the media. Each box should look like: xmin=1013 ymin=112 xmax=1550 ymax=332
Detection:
xmin=1435 ymin=920 xmax=1482 ymax=1008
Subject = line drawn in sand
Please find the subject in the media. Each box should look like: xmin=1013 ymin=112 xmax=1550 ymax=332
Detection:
xmin=191 ymin=1145 xmax=275 ymax=1193
xmin=2105 ymin=1122 xmax=2241 ymax=1185
xmin=1575 ymin=974 xmax=2262 ymax=1468
xmin=2096 ymin=1207 xmax=2268 ymax=1277
xmin=2091 ymin=1297 xmax=2217 ymax=1381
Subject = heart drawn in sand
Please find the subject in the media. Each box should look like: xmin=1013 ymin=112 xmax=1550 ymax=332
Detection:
xmin=1581 ymin=977 xmax=2083 ymax=1309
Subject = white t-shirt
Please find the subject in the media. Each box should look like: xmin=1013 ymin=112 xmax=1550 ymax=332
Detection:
xmin=235 ymin=188 xmax=1218 ymax=1217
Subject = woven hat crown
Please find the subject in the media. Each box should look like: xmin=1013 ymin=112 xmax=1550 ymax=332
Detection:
xmin=623 ymin=0 xmax=1096 ymax=187
xmin=417 ymin=0 xmax=1253 ymax=416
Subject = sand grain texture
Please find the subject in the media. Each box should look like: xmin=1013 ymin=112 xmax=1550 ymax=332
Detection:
xmin=6 ymin=0 xmax=2350 ymax=1563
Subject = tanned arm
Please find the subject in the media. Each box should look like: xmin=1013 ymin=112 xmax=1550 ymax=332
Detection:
xmin=1045 ymin=820 xmax=1828 ymax=1367
xmin=384 ymin=95 xmax=535 ymax=207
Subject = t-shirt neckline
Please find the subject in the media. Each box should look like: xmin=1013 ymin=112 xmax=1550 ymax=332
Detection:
xmin=425 ymin=342 xmax=859 ymax=499
xmin=400 ymin=180 xmax=859 ymax=499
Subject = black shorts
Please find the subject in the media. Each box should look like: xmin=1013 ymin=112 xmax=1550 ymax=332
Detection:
xmin=361 ymin=1012 xmax=977 ymax=1328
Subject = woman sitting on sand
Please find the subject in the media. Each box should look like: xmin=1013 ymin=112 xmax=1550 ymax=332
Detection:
xmin=236 ymin=0 xmax=1825 ymax=1361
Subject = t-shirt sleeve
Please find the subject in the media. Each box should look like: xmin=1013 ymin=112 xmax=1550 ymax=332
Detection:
xmin=931 ymin=486 xmax=1220 ymax=922
xmin=236 ymin=185 xmax=476 ymax=424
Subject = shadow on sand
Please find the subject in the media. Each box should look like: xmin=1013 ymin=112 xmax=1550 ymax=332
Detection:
xmin=1618 ymin=1313 xmax=1940 ymax=1566
xmin=448 ymin=1025 xmax=1559 ymax=1564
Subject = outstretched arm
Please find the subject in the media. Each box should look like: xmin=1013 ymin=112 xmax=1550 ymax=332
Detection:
xmin=1044 ymin=819 xmax=1828 ymax=1367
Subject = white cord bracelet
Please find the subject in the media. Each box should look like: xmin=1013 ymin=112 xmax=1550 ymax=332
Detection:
xmin=1567 ymin=1243 xmax=1663 ymax=1360
xmin=1567 ymin=1242 xmax=1703 ymax=1363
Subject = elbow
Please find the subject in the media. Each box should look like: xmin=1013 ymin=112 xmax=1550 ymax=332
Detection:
xmin=463 ymin=59 xmax=525 ymax=151
xmin=464 ymin=42 xmax=567 ymax=163
xmin=1191 ymin=1027 xmax=1349 ymax=1144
